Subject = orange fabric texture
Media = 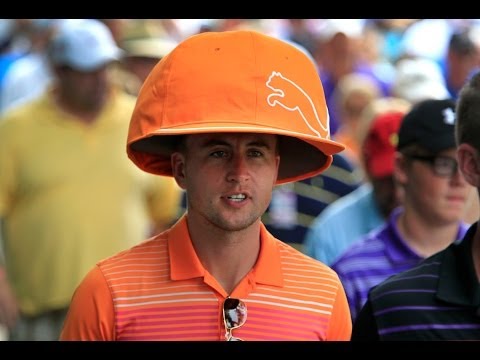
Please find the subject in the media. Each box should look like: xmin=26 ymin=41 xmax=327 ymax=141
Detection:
xmin=60 ymin=215 xmax=352 ymax=340
xmin=126 ymin=30 xmax=345 ymax=184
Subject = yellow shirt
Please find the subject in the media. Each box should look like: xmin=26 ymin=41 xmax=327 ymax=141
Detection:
xmin=0 ymin=89 xmax=182 ymax=316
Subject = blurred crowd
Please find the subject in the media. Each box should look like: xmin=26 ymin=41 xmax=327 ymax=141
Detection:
xmin=0 ymin=18 xmax=479 ymax=340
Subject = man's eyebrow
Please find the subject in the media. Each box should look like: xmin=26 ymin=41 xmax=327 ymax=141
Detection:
xmin=200 ymin=138 xmax=273 ymax=149
xmin=201 ymin=139 xmax=231 ymax=148
xmin=246 ymin=140 xmax=272 ymax=149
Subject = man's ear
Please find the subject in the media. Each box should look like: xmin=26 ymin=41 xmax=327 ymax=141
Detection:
xmin=457 ymin=143 xmax=480 ymax=187
xmin=393 ymin=152 xmax=408 ymax=187
xmin=171 ymin=152 xmax=187 ymax=190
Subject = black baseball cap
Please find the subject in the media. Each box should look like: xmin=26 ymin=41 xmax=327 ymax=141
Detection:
xmin=397 ymin=98 xmax=457 ymax=153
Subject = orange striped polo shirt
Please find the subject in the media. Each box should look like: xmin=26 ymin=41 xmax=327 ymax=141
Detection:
xmin=60 ymin=215 xmax=351 ymax=341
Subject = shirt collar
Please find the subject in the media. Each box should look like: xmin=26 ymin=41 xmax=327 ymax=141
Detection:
xmin=384 ymin=207 xmax=423 ymax=264
xmin=437 ymin=222 xmax=480 ymax=307
xmin=169 ymin=215 xmax=284 ymax=287
xmin=385 ymin=207 xmax=469 ymax=265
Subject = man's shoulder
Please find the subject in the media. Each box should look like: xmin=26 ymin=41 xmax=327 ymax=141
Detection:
xmin=332 ymin=226 xmax=388 ymax=268
xmin=312 ymin=184 xmax=373 ymax=228
xmin=276 ymin=240 xmax=339 ymax=276
xmin=370 ymin=250 xmax=445 ymax=299
xmin=98 ymin=234 xmax=167 ymax=269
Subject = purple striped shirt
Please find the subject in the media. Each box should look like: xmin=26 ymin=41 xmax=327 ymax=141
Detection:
xmin=332 ymin=207 xmax=469 ymax=320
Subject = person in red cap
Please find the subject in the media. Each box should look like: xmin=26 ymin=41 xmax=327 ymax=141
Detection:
xmin=60 ymin=30 xmax=352 ymax=341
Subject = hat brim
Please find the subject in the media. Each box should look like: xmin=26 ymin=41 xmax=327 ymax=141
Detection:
xmin=128 ymin=123 xmax=344 ymax=184
xmin=67 ymin=47 xmax=123 ymax=72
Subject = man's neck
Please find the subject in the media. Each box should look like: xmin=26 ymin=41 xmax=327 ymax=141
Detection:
xmin=53 ymin=88 xmax=107 ymax=125
xmin=186 ymin=214 xmax=262 ymax=294
xmin=397 ymin=209 xmax=461 ymax=258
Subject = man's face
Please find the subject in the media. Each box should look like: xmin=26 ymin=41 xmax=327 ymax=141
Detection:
xmin=57 ymin=64 xmax=110 ymax=112
xmin=171 ymin=133 xmax=280 ymax=232
xmin=397 ymin=148 xmax=474 ymax=224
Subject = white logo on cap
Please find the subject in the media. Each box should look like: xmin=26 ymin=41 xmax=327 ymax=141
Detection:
xmin=265 ymin=71 xmax=330 ymax=139
xmin=443 ymin=107 xmax=455 ymax=125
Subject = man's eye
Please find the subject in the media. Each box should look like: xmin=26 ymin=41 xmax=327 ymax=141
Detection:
xmin=211 ymin=150 xmax=227 ymax=158
xmin=249 ymin=150 xmax=262 ymax=157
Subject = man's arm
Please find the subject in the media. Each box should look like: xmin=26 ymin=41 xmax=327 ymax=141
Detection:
xmin=0 ymin=220 xmax=19 ymax=332
xmin=60 ymin=266 xmax=115 ymax=340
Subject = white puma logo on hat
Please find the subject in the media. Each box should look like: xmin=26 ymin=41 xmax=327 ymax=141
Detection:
xmin=443 ymin=107 xmax=455 ymax=125
xmin=266 ymin=71 xmax=330 ymax=139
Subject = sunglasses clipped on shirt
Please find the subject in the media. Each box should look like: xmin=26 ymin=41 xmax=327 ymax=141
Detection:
xmin=407 ymin=154 xmax=459 ymax=178
xmin=223 ymin=297 xmax=247 ymax=341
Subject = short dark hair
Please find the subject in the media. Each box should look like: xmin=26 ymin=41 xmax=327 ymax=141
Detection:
xmin=456 ymin=70 xmax=480 ymax=152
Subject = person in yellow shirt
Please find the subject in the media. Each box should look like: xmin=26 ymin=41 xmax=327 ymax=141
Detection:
xmin=0 ymin=19 xmax=181 ymax=341
xmin=60 ymin=29 xmax=352 ymax=341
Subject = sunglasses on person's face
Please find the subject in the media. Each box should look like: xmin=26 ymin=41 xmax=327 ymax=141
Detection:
xmin=223 ymin=297 xmax=247 ymax=341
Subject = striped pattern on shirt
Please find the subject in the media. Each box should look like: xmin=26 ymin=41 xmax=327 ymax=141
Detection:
xmin=332 ymin=208 xmax=468 ymax=320
xmin=101 ymin=240 xmax=343 ymax=340
xmin=355 ymin=223 xmax=480 ymax=340
xmin=76 ymin=216 xmax=351 ymax=341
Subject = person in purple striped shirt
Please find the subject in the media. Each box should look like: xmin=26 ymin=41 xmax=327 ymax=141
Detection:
xmin=332 ymin=98 xmax=474 ymax=322
xmin=351 ymin=73 xmax=480 ymax=340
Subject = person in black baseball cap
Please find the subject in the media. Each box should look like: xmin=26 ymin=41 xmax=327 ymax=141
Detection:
xmin=397 ymin=98 xmax=479 ymax=225
xmin=330 ymin=98 xmax=475 ymax=322
xmin=395 ymin=98 xmax=473 ymax=227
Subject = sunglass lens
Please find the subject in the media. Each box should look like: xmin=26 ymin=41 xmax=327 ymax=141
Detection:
xmin=223 ymin=298 xmax=247 ymax=341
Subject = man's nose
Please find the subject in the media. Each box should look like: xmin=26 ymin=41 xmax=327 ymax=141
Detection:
xmin=226 ymin=154 xmax=250 ymax=183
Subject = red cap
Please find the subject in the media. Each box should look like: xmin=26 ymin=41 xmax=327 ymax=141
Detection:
xmin=363 ymin=111 xmax=403 ymax=179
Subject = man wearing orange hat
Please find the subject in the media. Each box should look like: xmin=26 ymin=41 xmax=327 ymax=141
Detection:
xmin=60 ymin=30 xmax=352 ymax=341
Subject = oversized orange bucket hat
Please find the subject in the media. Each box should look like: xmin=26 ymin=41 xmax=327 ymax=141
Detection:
xmin=127 ymin=30 xmax=345 ymax=184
